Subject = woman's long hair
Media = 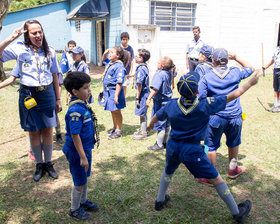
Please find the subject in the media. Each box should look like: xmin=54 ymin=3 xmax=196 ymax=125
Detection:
xmin=24 ymin=19 xmax=50 ymax=57
xmin=113 ymin=46 xmax=130 ymax=67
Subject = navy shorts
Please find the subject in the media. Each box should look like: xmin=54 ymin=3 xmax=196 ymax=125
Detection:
xmin=151 ymin=100 xmax=170 ymax=131
xmin=135 ymin=92 xmax=149 ymax=117
xmin=273 ymin=68 xmax=280 ymax=92
xmin=205 ymin=115 xmax=242 ymax=151
xmin=63 ymin=146 xmax=92 ymax=186
xmin=165 ymin=138 xmax=218 ymax=179
xmin=104 ymin=86 xmax=126 ymax=111
xmin=18 ymin=84 xmax=56 ymax=132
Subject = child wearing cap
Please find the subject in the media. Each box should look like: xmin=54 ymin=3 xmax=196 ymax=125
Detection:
xmin=63 ymin=71 xmax=99 ymax=220
xmin=199 ymin=48 xmax=255 ymax=180
xmin=146 ymin=56 xmax=173 ymax=151
xmin=132 ymin=49 xmax=151 ymax=140
xmin=194 ymin=45 xmax=214 ymax=78
xmin=147 ymin=71 xmax=260 ymax=223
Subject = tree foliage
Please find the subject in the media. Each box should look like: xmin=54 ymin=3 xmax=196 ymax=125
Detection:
xmin=10 ymin=0 xmax=63 ymax=11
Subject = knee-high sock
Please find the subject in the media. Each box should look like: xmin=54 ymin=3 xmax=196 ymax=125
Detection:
xmin=81 ymin=183 xmax=88 ymax=204
xmin=140 ymin=116 xmax=147 ymax=132
xmin=42 ymin=144 xmax=53 ymax=163
xmin=156 ymin=170 xmax=173 ymax=202
xmin=71 ymin=187 xmax=82 ymax=211
xmin=31 ymin=145 xmax=43 ymax=164
xmin=157 ymin=130 xmax=165 ymax=147
xmin=215 ymin=182 xmax=239 ymax=215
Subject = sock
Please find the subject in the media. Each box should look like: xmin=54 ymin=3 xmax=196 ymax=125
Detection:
xmin=140 ymin=116 xmax=147 ymax=132
xmin=42 ymin=144 xmax=53 ymax=163
xmin=26 ymin=134 xmax=31 ymax=152
xmin=115 ymin=129 xmax=121 ymax=133
xmin=156 ymin=170 xmax=173 ymax=202
xmin=56 ymin=124 xmax=61 ymax=135
xmin=274 ymin=97 xmax=278 ymax=106
xmin=215 ymin=182 xmax=239 ymax=215
xmin=71 ymin=187 xmax=82 ymax=211
xmin=156 ymin=130 xmax=165 ymax=147
xmin=81 ymin=183 xmax=88 ymax=204
xmin=163 ymin=127 xmax=170 ymax=145
xmin=31 ymin=145 xmax=43 ymax=163
xmin=229 ymin=158 xmax=238 ymax=170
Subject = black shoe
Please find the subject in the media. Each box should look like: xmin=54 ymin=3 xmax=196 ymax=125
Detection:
xmin=148 ymin=142 xmax=164 ymax=152
xmin=81 ymin=200 xmax=99 ymax=212
xmin=106 ymin=128 xmax=115 ymax=135
xmin=233 ymin=200 xmax=252 ymax=223
xmin=108 ymin=130 xmax=122 ymax=140
xmin=44 ymin=162 xmax=58 ymax=179
xmin=69 ymin=207 xmax=90 ymax=220
xmin=34 ymin=163 xmax=44 ymax=182
xmin=155 ymin=195 xmax=170 ymax=211
xmin=56 ymin=133 xmax=63 ymax=144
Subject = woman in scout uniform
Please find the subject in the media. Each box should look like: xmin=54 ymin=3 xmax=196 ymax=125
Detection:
xmin=0 ymin=19 xmax=61 ymax=182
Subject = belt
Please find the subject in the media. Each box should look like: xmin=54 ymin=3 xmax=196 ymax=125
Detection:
xmin=20 ymin=83 xmax=52 ymax=92
xmin=189 ymin=58 xmax=198 ymax=61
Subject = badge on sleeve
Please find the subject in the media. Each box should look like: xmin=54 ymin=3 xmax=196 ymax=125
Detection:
xmin=69 ymin=112 xmax=81 ymax=121
xmin=207 ymin=97 xmax=215 ymax=104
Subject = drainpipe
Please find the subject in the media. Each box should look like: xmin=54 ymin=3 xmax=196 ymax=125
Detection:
xmin=129 ymin=0 xmax=131 ymax=25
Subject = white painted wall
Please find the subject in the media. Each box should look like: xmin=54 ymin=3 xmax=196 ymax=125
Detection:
xmin=122 ymin=0 xmax=280 ymax=75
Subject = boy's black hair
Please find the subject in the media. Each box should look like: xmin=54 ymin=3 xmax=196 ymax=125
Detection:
xmin=138 ymin=49 xmax=151 ymax=63
xmin=67 ymin=40 xmax=76 ymax=47
xmin=120 ymin=32 xmax=130 ymax=40
xmin=63 ymin=71 xmax=91 ymax=95
xmin=193 ymin=26 xmax=200 ymax=32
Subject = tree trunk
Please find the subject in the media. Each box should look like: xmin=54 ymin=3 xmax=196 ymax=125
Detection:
xmin=0 ymin=0 xmax=11 ymax=80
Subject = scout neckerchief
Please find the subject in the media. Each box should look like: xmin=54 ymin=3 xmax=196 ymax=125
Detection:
xmin=69 ymin=99 xmax=100 ymax=148
xmin=133 ymin=63 xmax=149 ymax=88
xmin=212 ymin=65 xmax=230 ymax=79
xmin=102 ymin=60 xmax=123 ymax=82
xmin=177 ymin=96 xmax=199 ymax=115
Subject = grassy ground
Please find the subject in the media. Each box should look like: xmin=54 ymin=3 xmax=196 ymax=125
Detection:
xmin=0 ymin=73 xmax=279 ymax=224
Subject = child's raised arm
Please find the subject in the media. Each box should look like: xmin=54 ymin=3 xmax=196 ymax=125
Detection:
xmin=226 ymin=69 xmax=261 ymax=103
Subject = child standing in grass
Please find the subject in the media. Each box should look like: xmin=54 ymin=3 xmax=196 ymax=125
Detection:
xmin=63 ymin=71 xmax=99 ymax=220
xmin=146 ymin=56 xmax=173 ymax=151
xmin=147 ymin=71 xmax=260 ymax=223
xmin=132 ymin=49 xmax=151 ymax=140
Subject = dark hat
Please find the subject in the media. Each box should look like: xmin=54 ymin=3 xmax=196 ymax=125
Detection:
xmin=212 ymin=48 xmax=228 ymax=64
xmin=200 ymin=45 xmax=214 ymax=59
xmin=69 ymin=46 xmax=84 ymax=54
xmin=177 ymin=72 xmax=200 ymax=98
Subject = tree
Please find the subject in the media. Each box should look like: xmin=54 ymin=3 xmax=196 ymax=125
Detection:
xmin=0 ymin=0 xmax=11 ymax=80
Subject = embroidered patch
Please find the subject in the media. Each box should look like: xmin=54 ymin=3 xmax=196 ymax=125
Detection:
xmin=117 ymin=77 xmax=122 ymax=81
xmin=207 ymin=97 xmax=215 ymax=104
xmin=70 ymin=112 xmax=81 ymax=122
xmin=137 ymin=72 xmax=141 ymax=78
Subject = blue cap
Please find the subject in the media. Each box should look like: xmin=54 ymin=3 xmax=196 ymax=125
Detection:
xmin=177 ymin=72 xmax=200 ymax=98
xmin=212 ymin=48 xmax=228 ymax=64
xmin=69 ymin=46 xmax=84 ymax=54
xmin=200 ymin=45 xmax=214 ymax=59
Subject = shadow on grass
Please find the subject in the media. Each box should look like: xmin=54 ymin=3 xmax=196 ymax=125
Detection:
xmin=0 ymin=150 xmax=280 ymax=223
xmin=125 ymin=96 xmax=136 ymax=102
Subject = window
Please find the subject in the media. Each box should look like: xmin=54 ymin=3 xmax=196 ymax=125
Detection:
xmin=76 ymin=20 xmax=81 ymax=32
xmin=150 ymin=1 xmax=196 ymax=31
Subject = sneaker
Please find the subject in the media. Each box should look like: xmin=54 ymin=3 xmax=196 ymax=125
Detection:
xmin=69 ymin=207 xmax=90 ymax=220
xmin=56 ymin=134 xmax=63 ymax=144
xmin=28 ymin=150 xmax=35 ymax=161
xmin=44 ymin=162 xmax=58 ymax=179
xmin=155 ymin=194 xmax=170 ymax=211
xmin=148 ymin=142 xmax=164 ymax=152
xmin=34 ymin=163 xmax=45 ymax=182
xmin=81 ymin=200 xmax=99 ymax=212
xmin=108 ymin=130 xmax=122 ymax=140
xmin=132 ymin=130 xmax=147 ymax=140
xmin=106 ymin=128 xmax=115 ymax=135
xmin=133 ymin=129 xmax=141 ymax=135
xmin=271 ymin=106 xmax=280 ymax=113
xmin=233 ymin=200 xmax=252 ymax=223
xmin=267 ymin=105 xmax=275 ymax=112
xmin=197 ymin=178 xmax=213 ymax=186
xmin=228 ymin=166 xmax=243 ymax=179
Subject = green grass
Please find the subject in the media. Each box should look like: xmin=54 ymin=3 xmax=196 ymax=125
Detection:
xmin=0 ymin=74 xmax=279 ymax=223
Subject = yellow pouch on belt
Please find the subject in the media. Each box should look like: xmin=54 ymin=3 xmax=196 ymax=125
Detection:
xmin=24 ymin=96 xmax=37 ymax=110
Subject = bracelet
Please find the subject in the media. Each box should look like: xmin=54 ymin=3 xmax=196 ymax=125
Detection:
xmin=56 ymin=99 xmax=60 ymax=101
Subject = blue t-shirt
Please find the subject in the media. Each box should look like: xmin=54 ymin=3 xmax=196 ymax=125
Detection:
xmin=156 ymin=96 xmax=227 ymax=141
xmin=194 ymin=61 xmax=213 ymax=79
xmin=198 ymin=65 xmax=253 ymax=118
xmin=71 ymin=60 xmax=90 ymax=74
xmin=151 ymin=69 xmax=173 ymax=101
xmin=121 ymin=45 xmax=134 ymax=74
xmin=103 ymin=61 xmax=126 ymax=86
xmin=64 ymin=98 xmax=95 ymax=151
xmin=135 ymin=63 xmax=150 ymax=94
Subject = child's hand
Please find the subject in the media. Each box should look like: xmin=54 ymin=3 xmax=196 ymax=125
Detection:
xmin=80 ymin=157 xmax=89 ymax=172
xmin=228 ymin=52 xmax=237 ymax=60
xmin=147 ymin=123 xmax=154 ymax=132
xmin=136 ymin=99 xmax=140 ymax=107
xmin=248 ymin=69 xmax=261 ymax=86
xmin=146 ymin=99 xmax=151 ymax=107
xmin=114 ymin=95 xmax=119 ymax=104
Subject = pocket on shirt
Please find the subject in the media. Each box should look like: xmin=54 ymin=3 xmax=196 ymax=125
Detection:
xmin=18 ymin=53 xmax=33 ymax=74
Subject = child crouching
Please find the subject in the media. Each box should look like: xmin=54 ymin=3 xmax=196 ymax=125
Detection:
xmin=63 ymin=71 xmax=99 ymax=220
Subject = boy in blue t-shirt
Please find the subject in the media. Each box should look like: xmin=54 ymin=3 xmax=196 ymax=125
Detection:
xmin=146 ymin=56 xmax=174 ymax=151
xmin=194 ymin=44 xmax=214 ymax=78
xmin=199 ymin=48 xmax=255 ymax=180
xmin=132 ymin=49 xmax=151 ymax=140
xmin=147 ymin=71 xmax=260 ymax=223
xmin=63 ymin=72 xmax=99 ymax=220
